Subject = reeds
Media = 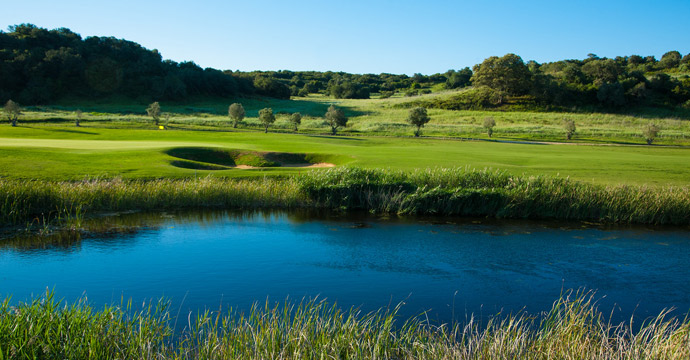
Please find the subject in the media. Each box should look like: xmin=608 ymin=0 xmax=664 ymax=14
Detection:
xmin=1 ymin=290 xmax=688 ymax=359
xmin=2 ymin=167 xmax=689 ymax=228
xmin=298 ymin=167 xmax=690 ymax=225
xmin=0 ymin=176 xmax=306 ymax=230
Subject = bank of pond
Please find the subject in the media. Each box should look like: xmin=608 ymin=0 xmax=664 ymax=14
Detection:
xmin=2 ymin=167 xmax=689 ymax=229
xmin=1 ymin=210 xmax=689 ymax=359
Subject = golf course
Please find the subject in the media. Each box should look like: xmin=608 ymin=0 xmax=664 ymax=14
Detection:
xmin=2 ymin=12 xmax=690 ymax=359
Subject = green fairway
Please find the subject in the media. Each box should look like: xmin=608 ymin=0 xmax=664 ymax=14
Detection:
xmin=1 ymin=125 xmax=688 ymax=186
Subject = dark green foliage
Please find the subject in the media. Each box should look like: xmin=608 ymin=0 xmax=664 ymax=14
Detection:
xmin=228 ymin=103 xmax=245 ymax=128
xmin=471 ymin=54 xmax=532 ymax=102
xmin=597 ymin=82 xmax=626 ymax=107
xmin=328 ymin=80 xmax=370 ymax=99
xmin=325 ymin=105 xmax=347 ymax=135
xmin=660 ymin=51 xmax=682 ymax=69
xmin=253 ymin=76 xmax=291 ymax=99
xmin=407 ymin=107 xmax=430 ymax=137
xmin=258 ymin=107 xmax=275 ymax=133
xmin=0 ymin=24 xmax=249 ymax=104
xmin=582 ymin=59 xmax=620 ymax=85
xmin=445 ymin=67 xmax=473 ymax=89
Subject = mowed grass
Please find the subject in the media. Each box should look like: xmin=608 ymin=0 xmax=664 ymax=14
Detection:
xmin=1 ymin=124 xmax=689 ymax=186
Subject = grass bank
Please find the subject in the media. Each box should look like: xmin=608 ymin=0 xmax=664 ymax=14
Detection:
xmin=1 ymin=290 xmax=688 ymax=359
xmin=2 ymin=168 xmax=688 ymax=228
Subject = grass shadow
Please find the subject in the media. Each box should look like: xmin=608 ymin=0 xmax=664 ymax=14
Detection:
xmin=41 ymin=128 xmax=99 ymax=135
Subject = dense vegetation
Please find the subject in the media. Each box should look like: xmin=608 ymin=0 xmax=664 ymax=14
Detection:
xmin=3 ymin=24 xmax=689 ymax=111
xmin=2 ymin=290 xmax=688 ymax=359
xmin=2 ymin=168 xmax=688 ymax=230
xmin=0 ymin=24 xmax=254 ymax=103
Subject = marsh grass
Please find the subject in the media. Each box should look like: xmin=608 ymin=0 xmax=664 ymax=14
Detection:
xmin=298 ymin=167 xmax=690 ymax=225
xmin=1 ymin=167 xmax=688 ymax=228
xmin=0 ymin=177 xmax=305 ymax=229
xmin=1 ymin=290 xmax=688 ymax=359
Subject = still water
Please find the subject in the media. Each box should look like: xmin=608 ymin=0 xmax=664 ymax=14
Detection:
xmin=1 ymin=210 xmax=689 ymax=324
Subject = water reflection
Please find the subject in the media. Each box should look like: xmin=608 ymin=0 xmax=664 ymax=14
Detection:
xmin=1 ymin=209 xmax=688 ymax=326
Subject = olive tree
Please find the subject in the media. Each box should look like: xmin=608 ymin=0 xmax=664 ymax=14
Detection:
xmin=75 ymin=109 xmax=82 ymax=127
xmin=259 ymin=108 xmax=275 ymax=133
xmin=563 ymin=119 xmax=576 ymax=140
xmin=4 ymin=100 xmax=21 ymax=127
xmin=643 ymin=123 xmax=660 ymax=145
xmin=483 ymin=116 xmax=496 ymax=138
xmin=290 ymin=112 xmax=302 ymax=132
xmin=325 ymin=105 xmax=347 ymax=135
xmin=146 ymin=101 xmax=161 ymax=125
xmin=407 ymin=107 xmax=430 ymax=137
xmin=228 ymin=103 xmax=245 ymax=128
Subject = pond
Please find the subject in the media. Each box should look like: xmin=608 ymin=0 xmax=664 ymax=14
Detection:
xmin=1 ymin=210 xmax=689 ymax=325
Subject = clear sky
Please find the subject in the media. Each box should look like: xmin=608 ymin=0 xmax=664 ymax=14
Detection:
xmin=2 ymin=0 xmax=689 ymax=75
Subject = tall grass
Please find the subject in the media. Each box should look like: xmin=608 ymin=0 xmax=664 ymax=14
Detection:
xmin=1 ymin=290 xmax=688 ymax=359
xmin=1 ymin=167 xmax=689 ymax=228
xmin=299 ymin=167 xmax=690 ymax=225
xmin=0 ymin=177 xmax=305 ymax=228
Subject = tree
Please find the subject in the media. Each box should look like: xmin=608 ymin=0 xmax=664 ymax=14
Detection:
xmin=325 ymin=105 xmax=347 ymax=135
xmin=483 ymin=117 xmax=496 ymax=138
xmin=4 ymin=100 xmax=21 ymax=126
xmin=228 ymin=103 xmax=245 ymax=128
xmin=643 ymin=123 xmax=660 ymax=145
xmin=259 ymin=108 xmax=275 ymax=133
xmin=407 ymin=107 xmax=430 ymax=137
xmin=563 ymin=119 xmax=576 ymax=140
xmin=146 ymin=102 xmax=161 ymax=125
xmin=471 ymin=53 xmax=532 ymax=103
xmin=581 ymin=59 xmax=620 ymax=85
xmin=75 ymin=109 xmax=82 ymax=127
xmin=290 ymin=112 xmax=302 ymax=132
xmin=660 ymin=51 xmax=682 ymax=69
xmin=445 ymin=67 xmax=473 ymax=89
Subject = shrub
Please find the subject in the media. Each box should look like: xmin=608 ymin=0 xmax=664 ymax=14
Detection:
xmin=643 ymin=123 xmax=660 ymax=145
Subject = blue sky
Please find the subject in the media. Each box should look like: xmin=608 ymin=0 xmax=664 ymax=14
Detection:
xmin=2 ymin=0 xmax=689 ymax=75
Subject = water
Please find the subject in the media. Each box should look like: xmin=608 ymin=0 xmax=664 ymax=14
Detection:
xmin=1 ymin=210 xmax=689 ymax=325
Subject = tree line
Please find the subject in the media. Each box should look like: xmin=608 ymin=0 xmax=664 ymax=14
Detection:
xmin=1 ymin=24 xmax=689 ymax=110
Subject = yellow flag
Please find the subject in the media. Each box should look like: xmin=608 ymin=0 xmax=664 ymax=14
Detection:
xmin=159 ymin=125 xmax=165 ymax=130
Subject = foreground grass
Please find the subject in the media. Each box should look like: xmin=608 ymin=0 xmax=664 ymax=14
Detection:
xmin=2 ymin=168 xmax=688 ymax=228
xmin=1 ymin=290 xmax=688 ymax=359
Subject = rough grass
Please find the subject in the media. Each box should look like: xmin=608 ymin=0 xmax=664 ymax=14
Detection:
xmin=1 ymin=290 xmax=688 ymax=359
xmin=2 ymin=168 xmax=688 ymax=228
xmin=20 ymin=92 xmax=690 ymax=145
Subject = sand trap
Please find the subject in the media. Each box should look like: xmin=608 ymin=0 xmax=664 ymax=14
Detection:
xmin=235 ymin=163 xmax=335 ymax=169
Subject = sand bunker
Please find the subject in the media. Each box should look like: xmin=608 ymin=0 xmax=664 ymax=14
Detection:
xmin=166 ymin=147 xmax=337 ymax=170
xmin=235 ymin=162 xmax=335 ymax=169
